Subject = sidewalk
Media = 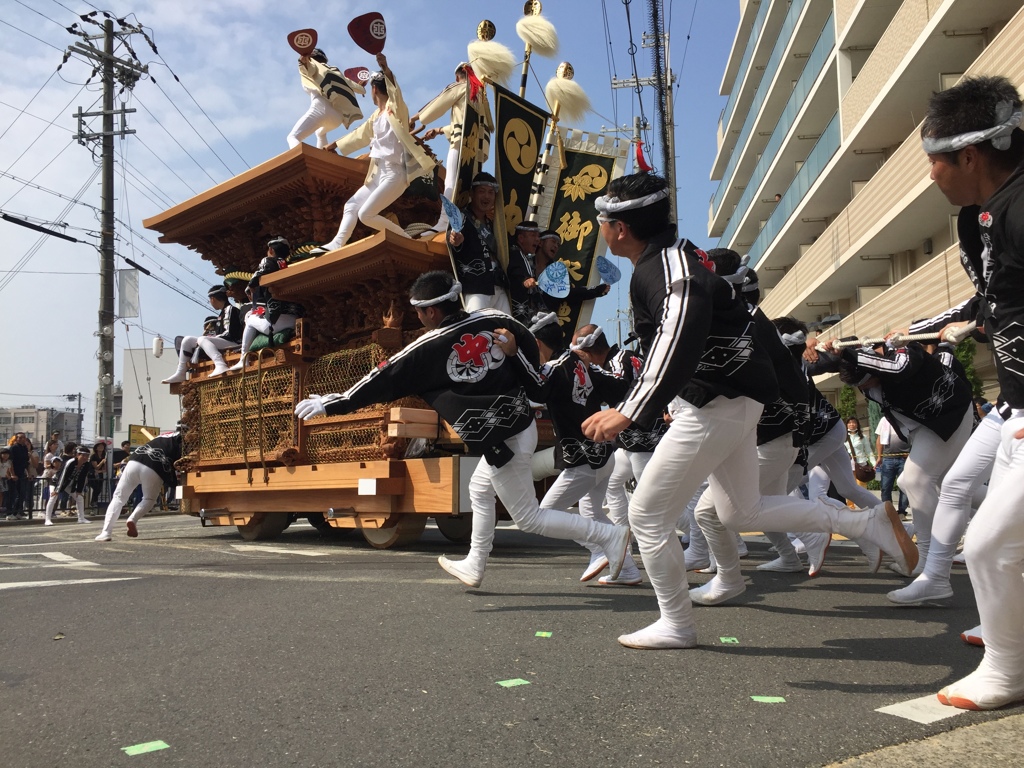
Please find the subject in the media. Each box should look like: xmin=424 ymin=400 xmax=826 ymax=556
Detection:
xmin=0 ymin=506 xmax=181 ymax=526
xmin=829 ymin=712 xmax=1023 ymax=766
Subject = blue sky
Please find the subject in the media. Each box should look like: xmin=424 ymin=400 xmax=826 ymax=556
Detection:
xmin=0 ymin=0 xmax=739 ymax=438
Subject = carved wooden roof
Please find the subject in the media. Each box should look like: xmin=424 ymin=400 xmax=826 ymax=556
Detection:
xmin=142 ymin=143 xmax=441 ymax=277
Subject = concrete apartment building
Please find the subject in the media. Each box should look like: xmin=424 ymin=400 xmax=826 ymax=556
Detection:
xmin=710 ymin=0 xmax=1024 ymax=398
xmin=0 ymin=407 xmax=81 ymax=447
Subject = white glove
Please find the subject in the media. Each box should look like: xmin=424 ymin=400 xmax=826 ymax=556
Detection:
xmin=295 ymin=394 xmax=326 ymax=420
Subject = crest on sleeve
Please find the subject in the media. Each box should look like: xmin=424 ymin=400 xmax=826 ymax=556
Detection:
xmin=447 ymin=332 xmax=506 ymax=382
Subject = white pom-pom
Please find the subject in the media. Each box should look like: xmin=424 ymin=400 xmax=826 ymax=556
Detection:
xmin=468 ymin=39 xmax=515 ymax=85
xmin=545 ymin=77 xmax=590 ymax=122
xmin=516 ymin=15 xmax=559 ymax=57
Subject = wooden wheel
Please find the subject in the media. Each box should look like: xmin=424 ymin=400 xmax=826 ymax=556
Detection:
xmin=361 ymin=514 xmax=427 ymax=549
xmin=435 ymin=514 xmax=472 ymax=543
xmin=306 ymin=513 xmax=355 ymax=538
xmin=237 ymin=513 xmax=291 ymax=541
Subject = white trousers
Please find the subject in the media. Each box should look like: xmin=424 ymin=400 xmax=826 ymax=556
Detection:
xmin=541 ymin=461 xmax=614 ymax=556
xmin=807 ymin=421 xmax=879 ymax=509
xmin=465 ymin=422 xmax=617 ymax=566
xmin=45 ymin=490 xmax=85 ymax=522
xmin=287 ymin=93 xmax=344 ymax=149
xmin=960 ymin=414 xmax=1024 ymax=696
xmin=464 ymin=288 xmax=511 ymax=316
xmin=897 ymin=408 xmax=975 ymax=560
xmin=100 ymin=462 xmax=165 ymax=535
xmin=432 ymin=143 xmax=460 ymax=231
xmin=606 ymin=449 xmax=653 ymax=526
xmin=925 ymin=410 xmax=1002 ymax=581
xmin=327 ymin=161 xmax=409 ymax=248
xmin=196 ymin=335 xmax=239 ymax=368
xmin=629 ymin=396 xmax=870 ymax=630
xmin=694 ymin=432 xmax=798 ymax=582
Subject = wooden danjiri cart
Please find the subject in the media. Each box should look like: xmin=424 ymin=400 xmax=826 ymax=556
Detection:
xmin=144 ymin=144 xmax=541 ymax=548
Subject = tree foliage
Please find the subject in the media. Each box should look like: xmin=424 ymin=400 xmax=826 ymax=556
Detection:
xmin=954 ymin=338 xmax=984 ymax=398
xmin=838 ymin=385 xmax=859 ymax=420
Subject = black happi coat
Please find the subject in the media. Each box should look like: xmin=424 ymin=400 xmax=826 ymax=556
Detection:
xmin=322 ymin=309 xmax=537 ymax=467
xmin=128 ymin=432 xmax=182 ymax=486
xmin=618 ymin=229 xmax=778 ymax=427
xmin=513 ymin=349 xmax=630 ymax=470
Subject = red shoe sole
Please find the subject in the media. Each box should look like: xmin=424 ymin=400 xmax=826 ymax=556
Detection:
xmin=126 ymin=521 xmax=138 ymax=538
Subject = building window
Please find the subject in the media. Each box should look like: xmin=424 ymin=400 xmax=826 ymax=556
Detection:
xmin=14 ymin=416 xmax=35 ymax=424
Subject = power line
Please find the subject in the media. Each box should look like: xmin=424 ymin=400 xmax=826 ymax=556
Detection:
xmin=0 ymin=16 xmax=64 ymax=52
xmin=133 ymin=93 xmax=219 ymax=185
xmin=0 ymin=165 xmax=100 ymax=294
xmin=0 ymin=72 xmax=61 ymax=142
xmin=130 ymin=134 xmax=198 ymax=196
xmin=0 ymin=169 xmax=101 ymax=212
xmin=13 ymin=0 xmax=66 ymax=29
xmin=148 ymin=77 xmax=237 ymax=177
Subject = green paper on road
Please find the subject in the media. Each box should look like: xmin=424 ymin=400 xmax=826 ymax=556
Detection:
xmin=751 ymin=696 xmax=786 ymax=703
xmin=497 ymin=678 xmax=531 ymax=687
xmin=535 ymin=631 xmax=552 ymax=637
xmin=122 ymin=740 xmax=170 ymax=755
xmin=720 ymin=637 xmax=739 ymax=644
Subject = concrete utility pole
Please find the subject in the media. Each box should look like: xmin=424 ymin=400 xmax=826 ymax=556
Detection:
xmin=68 ymin=20 xmax=146 ymax=440
xmin=611 ymin=30 xmax=677 ymax=224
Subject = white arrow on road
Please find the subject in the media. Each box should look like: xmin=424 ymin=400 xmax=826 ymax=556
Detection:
xmin=0 ymin=577 xmax=141 ymax=591
xmin=230 ymin=544 xmax=331 ymax=557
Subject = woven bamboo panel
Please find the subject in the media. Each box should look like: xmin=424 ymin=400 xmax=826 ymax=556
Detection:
xmin=196 ymin=365 xmax=298 ymax=463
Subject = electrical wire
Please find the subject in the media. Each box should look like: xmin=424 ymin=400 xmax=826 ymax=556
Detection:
xmin=0 ymin=16 xmax=64 ymax=52
xmin=129 ymin=134 xmax=199 ymax=196
xmin=132 ymin=93 xmax=219 ymax=185
xmin=0 ymin=164 xmax=100 ymax=294
xmin=0 ymin=170 xmax=101 ymax=213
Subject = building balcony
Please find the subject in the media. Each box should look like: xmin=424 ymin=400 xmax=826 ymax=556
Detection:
xmin=757 ymin=3 xmax=1024 ymax=321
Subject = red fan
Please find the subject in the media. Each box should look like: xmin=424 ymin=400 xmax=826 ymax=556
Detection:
xmin=287 ymin=28 xmax=318 ymax=55
xmin=344 ymin=66 xmax=372 ymax=85
xmin=347 ymin=12 xmax=387 ymax=55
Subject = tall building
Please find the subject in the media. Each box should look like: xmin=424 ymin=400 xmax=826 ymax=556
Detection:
xmin=710 ymin=0 xmax=1024 ymax=398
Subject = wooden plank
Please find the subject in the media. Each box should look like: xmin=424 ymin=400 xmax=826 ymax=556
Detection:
xmin=187 ymin=460 xmax=402 ymax=493
xmin=398 ymin=457 xmax=458 ymax=513
xmin=389 ymin=407 xmax=440 ymax=424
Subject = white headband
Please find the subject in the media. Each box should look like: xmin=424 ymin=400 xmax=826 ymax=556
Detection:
xmin=594 ymin=189 xmax=669 ymax=215
xmin=780 ymin=330 xmax=806 ymax=347
xmin=472 ymin=178 xmax=499 ymax=188
xmin=409 ymin=281 xmax=463 ymax=307
xmin=570 ymin=326 xmax=605 ymax=351
xmin=721 ymin=265 xmax=749 ymax=285
xmin=922 ymin=101 xmax=1023 ymax=154
xmin=529 ymin=311 xmax=559 ymax=333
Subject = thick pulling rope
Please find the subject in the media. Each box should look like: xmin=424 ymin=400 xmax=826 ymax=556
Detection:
xmin=815 ymin=323 xmax=976 ymax=352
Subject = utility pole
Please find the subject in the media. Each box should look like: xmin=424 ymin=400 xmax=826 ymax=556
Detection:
xmin=64 ymin=393 xmax=83 ymax=443
xmin=67 ymin=20 xmax=146 ymax=441
xmin=611 ymin=30 xmax=677 ymax=223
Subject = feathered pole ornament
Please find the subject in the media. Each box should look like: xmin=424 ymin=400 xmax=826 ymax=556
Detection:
xmin=467 ymin=19 xmax=515 ymax=86
xmin=516 ymin=0 xmax=559 ymax=98
xmin=527 ymin=61 xmax=590 ymax=220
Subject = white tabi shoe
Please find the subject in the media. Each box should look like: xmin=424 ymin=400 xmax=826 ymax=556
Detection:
xmin=757 ymin=555 xmax=805 ymax=573
xmin=802 ymin=532 xmax=832 ymax=577
xmin=960 ymin=625 xmax=984 ymax=647
xmin=580 ymin=553 xmax=609 ymax=582
xmin=618 ymin=619 xmax=698 ymax=650
xmin=597 ymin=563 xmax=643 ymax=586
xmin=886 ymin=575 xmax=954 ymax=605
xmin=689 ymin=575 xmax=746 ymax=606
xmin=161 ymin=369 xmax=188 ymax=384
xmin=438 ymin=555 xmax=484 ymax=588
xmin=94 ymin=532 xmax=111 ymax=541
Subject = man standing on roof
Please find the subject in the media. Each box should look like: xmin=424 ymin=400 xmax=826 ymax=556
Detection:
xmin=287 ymin=47 xmax=365 ymax=150
xmin=410 ymin=61 xmax=493 ymax=235
xmin=311 ymin=54 xmax=435 ymax=255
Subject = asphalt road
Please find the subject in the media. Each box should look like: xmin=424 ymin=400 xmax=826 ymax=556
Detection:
xmin=1 ymin=515 xmax=1018 ymax=767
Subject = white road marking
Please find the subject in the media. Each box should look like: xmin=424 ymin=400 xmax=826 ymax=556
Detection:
xmin=875 ymin=694 xmax=967 ymax=724
xmin=0 ymin=577 xmax=141 ymax=591
xmin=0 ymin=552 xmax=99 ymax=567
xmin=230 ymin=544 xmax=332 ymax=557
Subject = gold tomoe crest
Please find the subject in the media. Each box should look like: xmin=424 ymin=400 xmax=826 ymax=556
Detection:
xmin=503 ymin=118 xmax=539 ymax=175
xmin=560 ymin=163 xmax=609 ymax=202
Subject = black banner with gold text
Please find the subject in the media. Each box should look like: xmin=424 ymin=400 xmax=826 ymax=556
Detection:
xmin=546 ymin=147 xmax=618 ymax=336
